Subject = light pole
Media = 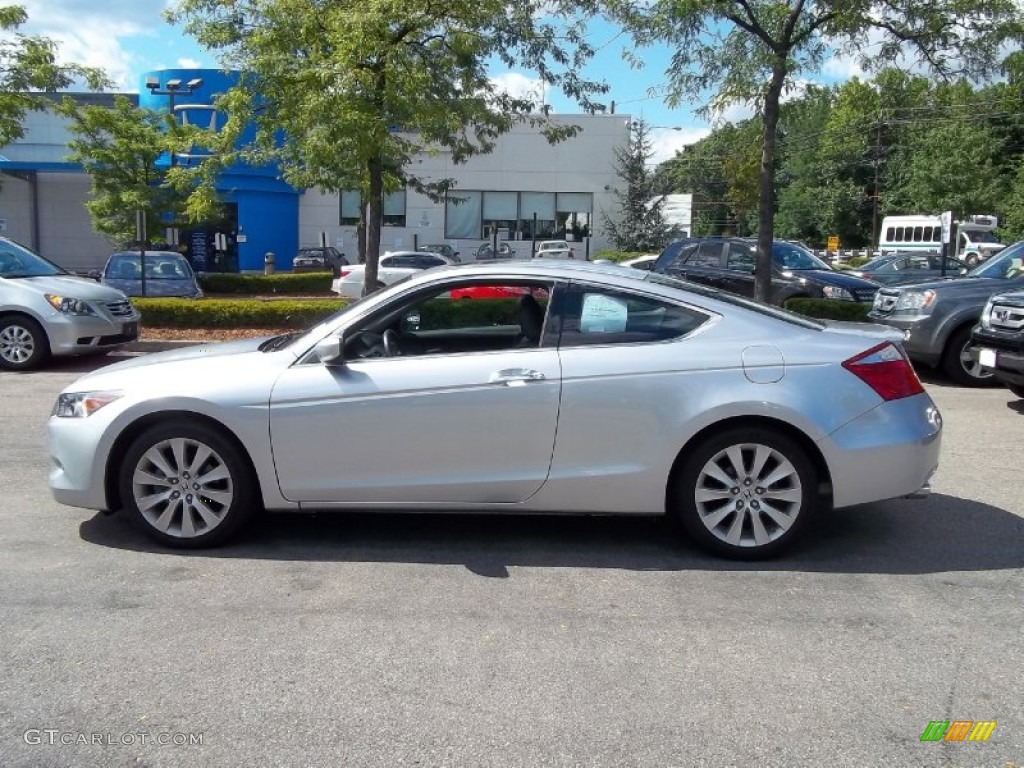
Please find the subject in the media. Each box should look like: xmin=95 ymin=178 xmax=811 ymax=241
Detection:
xmin=144 ymin=76 xmax=203 ymax=167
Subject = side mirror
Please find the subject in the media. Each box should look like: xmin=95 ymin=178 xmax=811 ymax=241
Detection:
xmin=314 ymin=335 xmax=345 ymax=366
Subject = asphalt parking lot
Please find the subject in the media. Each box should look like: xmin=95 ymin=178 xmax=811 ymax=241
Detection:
xmin=1 ymin=353 xmax=1022 ymax=768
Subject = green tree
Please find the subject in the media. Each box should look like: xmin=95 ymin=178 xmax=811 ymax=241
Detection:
xmin=602 ymin=119 xmax=675 ymax=251
xmin=0 ymin=4 xmax=107 ymax=147
xmin=168 ymin=0 xmax=604 ymax=293
xmin=57 ymin=95 xmax=195 ymax=247
xmin=593 ymin=0 xmax=1024 ymax=300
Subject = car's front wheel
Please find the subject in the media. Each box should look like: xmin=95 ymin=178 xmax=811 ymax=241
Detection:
xmin=118 ymin=420 xmax=257 ymax=548
xmin=942 ymin=325 xmax=996 ymax=387
xmin=0 ymin=315 xmax=49 ymax=371
xmin=672 ymin=428 xmax=817 ymax=559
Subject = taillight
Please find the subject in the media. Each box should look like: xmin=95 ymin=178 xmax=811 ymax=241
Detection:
xmin=339 ymin=269 xmax=351 ymax=278
xmin=842 ymin=342 xmax=924 ymax=401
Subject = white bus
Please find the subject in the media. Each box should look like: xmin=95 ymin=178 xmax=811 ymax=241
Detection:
xmin=879 ymin=214 xmax=1004 ymax=265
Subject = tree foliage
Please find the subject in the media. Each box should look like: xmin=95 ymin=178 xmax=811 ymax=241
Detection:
xmin=166 ymin=0 xmax=605 ymax=293
xmin=602 ymin=119 xmax=676 ymax=251
xmin=591 ymin=0 xmax=1024 ymax=299
xmin=57 ymin=96 xmax=198 ymax=247
xmin=0 ymin=4 xmax=108 ymax=148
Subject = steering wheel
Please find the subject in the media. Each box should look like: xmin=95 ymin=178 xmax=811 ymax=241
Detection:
xmin=382 ymin=329 xmax=402 ymax=357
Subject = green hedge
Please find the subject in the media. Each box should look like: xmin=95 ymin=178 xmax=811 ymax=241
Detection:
xmin=198 ymin=272 xmax=334 ymax=295
xmin=784 ymin=297 xmax=873 ymax=321
xmin=135 ymin=298 xmax=344 ymax=329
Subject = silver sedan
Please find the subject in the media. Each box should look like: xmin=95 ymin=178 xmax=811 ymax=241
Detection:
xmin=48 ymin=261 xmax=942 ymax=559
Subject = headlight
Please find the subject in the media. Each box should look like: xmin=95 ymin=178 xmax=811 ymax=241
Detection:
xmin=54 ymin=390 xmax=122 ymax=418
xmin=45 ymin=294 xmax=97 ymax=316
xmin=895 ymin=289 xmax=936 ymax=311
xmin=822 ymin=285 xmax=854 ymax=301
xmin=979 ymin=297 xmax=995 ymax=329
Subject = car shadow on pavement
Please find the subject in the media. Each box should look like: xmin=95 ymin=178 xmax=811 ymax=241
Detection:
xmin=79 ymin=492 xmax=1024 ymax=577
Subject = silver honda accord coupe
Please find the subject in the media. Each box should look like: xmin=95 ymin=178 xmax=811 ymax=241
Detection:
xmin=48 ymin=261 xmax=941 ymax=559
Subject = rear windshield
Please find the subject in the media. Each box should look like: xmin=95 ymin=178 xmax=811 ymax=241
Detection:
xmin=645 ymin=272 xmax=826 ymax=330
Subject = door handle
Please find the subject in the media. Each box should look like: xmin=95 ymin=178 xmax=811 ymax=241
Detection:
xmin=489 ymin=369 xmax=546 ymax=386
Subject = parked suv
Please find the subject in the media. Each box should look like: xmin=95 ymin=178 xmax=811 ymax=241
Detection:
xmin=969 ymin=290 xmax=1024 ymax=398
xmin=867 ymin=241 xmax=1024 ymax=386
xmin=653 ymin=238 xmax=880 ymax=306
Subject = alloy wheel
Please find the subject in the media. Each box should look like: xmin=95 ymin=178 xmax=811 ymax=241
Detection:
xmin=131 ymin=437 xmax=234 ymax=539
xmin=0 ymin=323 xmax=35 ymax=366
xmin=693 ymin=442 xmax=803 ymax=548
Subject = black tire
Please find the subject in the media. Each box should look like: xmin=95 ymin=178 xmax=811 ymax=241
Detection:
xmin=671 ymin=427 xmax=817 ymax=560
xmin=964 ymin=253 xmax=980 ymax=267
xmin=118 ymin=420 xmax=257 ymax=548
xmin=0 ymin=315 xmax=50 ymax=371
xmin=1007 ymin=383 xmax=1024 ymax=399
xmin=941 ymin=325 xmax=996 ymax=387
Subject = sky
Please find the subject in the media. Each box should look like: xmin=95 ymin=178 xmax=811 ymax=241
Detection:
xmin=12 ymin=0 xmax=860 ymax=164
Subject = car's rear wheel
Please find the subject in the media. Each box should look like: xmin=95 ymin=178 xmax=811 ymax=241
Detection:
xmin=672 ymin=428 xmax=816 ymax=559
xmin=0 ymin=315 xmax=49 ymax=371
xmin=119 ymin=420 xmax=257 ymax=548
xmin=942 ymin=325 xmax=996 ymax=387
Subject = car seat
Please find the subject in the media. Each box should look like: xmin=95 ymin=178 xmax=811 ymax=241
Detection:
xmin=515 ymin=294 xmax=544 ymax=347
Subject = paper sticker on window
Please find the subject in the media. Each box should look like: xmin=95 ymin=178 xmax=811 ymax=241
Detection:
xmin=580 ymin=293 xmax=628 ymax=333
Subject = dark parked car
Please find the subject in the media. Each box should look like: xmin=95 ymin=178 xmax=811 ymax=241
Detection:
xmin=653 ymin=238 xmax=880 ymax=305
xmin=101 ymin=251 xmax=202 ymax=298
xmin=292 ymin=246 xmax=349 ymax=276
xmin=420 ymin=244 xmax=460 ymax=262
xmin=473 ymin=242 xmax=515 ymax=260
xmin=868 ymin=242 xmax=1024 ymax=386
xmin=846 ymin=252 xmax=967 ymax=285
xmin=969 ymin=289 xmax=1024 ymax=398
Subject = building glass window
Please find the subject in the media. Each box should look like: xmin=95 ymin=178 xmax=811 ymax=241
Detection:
xmin=483 ymin=191 xmax=519 ymax=240
xmin=445 ymin=191 xmax=482 ymax=239
xmin=383 ymin=189 xmax=406 ymax=227
xmin=340 ymin=190 xmax=362 ymax=226
xmin=520 ymin=192 xmax=556 ymax=239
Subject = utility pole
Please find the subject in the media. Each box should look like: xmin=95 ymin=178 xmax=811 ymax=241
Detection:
xmin=870 ymin=111 xmax=883 ymax=251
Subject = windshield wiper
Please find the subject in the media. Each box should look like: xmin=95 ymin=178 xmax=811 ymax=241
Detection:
xmin=258 ymin=331 xmax=302 ymax=352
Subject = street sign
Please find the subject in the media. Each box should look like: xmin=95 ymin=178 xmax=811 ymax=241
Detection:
xmin=940 ymin=211 xmax=953 ymax=244
xmin=827 ymin=235 xmax=840 ymax=251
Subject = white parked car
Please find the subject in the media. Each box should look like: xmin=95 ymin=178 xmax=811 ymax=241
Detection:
xmin=331 ymin=251 xmax=449 ymax=298
xmin=535 ymin=240 xmax=574 ymax=259
xmin=621 ymin=254 xmax=659 ymax=271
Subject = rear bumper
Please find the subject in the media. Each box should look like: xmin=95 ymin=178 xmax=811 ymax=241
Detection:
xmin=817 ymin=392 xmax=942 ymax=509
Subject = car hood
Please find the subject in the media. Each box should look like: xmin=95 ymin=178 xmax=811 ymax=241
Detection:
xmin=103 ymin=277 xmax=200 ymax=297
xmin=785 ymin=269 xmax=879 ymax=289
xmin=5 ymin=274 xmax=130 ymax=302
xmin=62 ymin=336 xmax=294 ymax=394
xmin=879 ymin=276 xmax=1021 ymax=298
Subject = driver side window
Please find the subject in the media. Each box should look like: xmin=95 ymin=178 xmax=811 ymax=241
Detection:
xmin=342 ymin=279 xmax=556 ymax=360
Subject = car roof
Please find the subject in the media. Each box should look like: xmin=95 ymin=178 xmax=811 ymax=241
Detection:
xmin=109 ymin=251 xmax=186 ymax=260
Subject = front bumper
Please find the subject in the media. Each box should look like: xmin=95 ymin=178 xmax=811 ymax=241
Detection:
xmin=46 ymin=311 xmax=140 ymax=357
xmin=969 ymin=328 xmax=1024 ymax=385
xmin=866 ymin=312 xmax=941 ymax=366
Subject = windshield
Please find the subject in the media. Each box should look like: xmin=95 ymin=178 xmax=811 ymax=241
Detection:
xmin=105 ymin=253 xmax=194 ymax=280
xmin=772 ymin=242 xmax=831 ymax=270
xmin=964 ymin=229 xmax=1001 ymax=244
xmin=968 ymin=242 xmax=1024 ymax=279
xmin=0 ymin=239 xmax=68 ymax=278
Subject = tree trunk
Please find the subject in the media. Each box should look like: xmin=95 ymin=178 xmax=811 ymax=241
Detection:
xmin=755 ymin=64 xmax=788 ymax=303
xmin=363 ymin=158 xmax=384 ymax=296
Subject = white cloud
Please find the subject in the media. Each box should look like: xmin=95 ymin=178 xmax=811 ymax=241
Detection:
xmin=14 ymin=1 xmax=168 ymax=89
xmin=177 ymin=57 xmax=201 ymax=69
xmin=489 ymin=72 xmax=545 ymax=105
xmin=648 ymin=126 xmax=711 ymax=165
